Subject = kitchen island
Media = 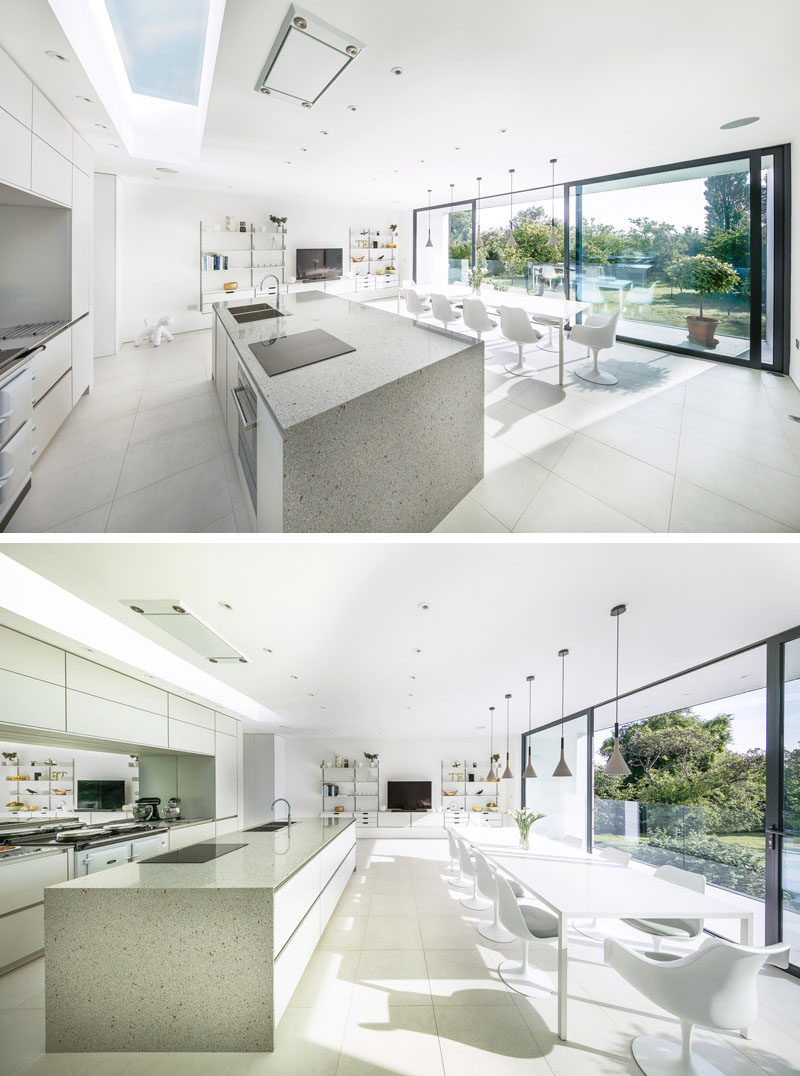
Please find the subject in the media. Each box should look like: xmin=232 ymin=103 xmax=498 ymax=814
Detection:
xmin=213 ymin=291 xmax=484 ymax=531
xmin=44 ymin=817 xmax=356 ymax=1052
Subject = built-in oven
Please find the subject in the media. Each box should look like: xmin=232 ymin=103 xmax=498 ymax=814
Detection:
xmin=231 ymin=363 xmax=257 ymax=513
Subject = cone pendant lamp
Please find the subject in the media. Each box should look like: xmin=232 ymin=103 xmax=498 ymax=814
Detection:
xmin=604 ymin=604 xmax=632 ymax=777
xmin=425 ymin=189 xmax=433 ymax=248
xmin=546 ymin=158 xmax=559 ymax=247
xmin=502 ymin=694 xmax=513 ymax=779
xmin=506 ymin=168 xmax=517 ymax=248
xmin=552 ymin=649 xmax=572 ymax=777
xmin=485 ymin=706 xmax=497 ymax=781
xmin=522 ymin=674 xmax=537 ymax=779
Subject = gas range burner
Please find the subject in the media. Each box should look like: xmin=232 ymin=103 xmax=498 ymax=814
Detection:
xmin=0 ymin=321 xmax=63 ymax=341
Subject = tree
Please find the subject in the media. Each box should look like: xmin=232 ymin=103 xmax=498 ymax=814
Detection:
xmin=705 ymin=227 xmax=749 ymax=268
xmin=704 ymin=173 xmax=749 ymax=233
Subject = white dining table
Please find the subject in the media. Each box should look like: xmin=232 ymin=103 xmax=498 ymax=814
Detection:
xmin=420 ymin=285 xmax=589 ymax=386
xmin=460 ymin=830 xmax=754 ymax=1043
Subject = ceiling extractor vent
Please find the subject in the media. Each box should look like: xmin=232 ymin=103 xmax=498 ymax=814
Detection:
xmin=255 ymin=4 xmax=364 ymax=108
xmin=122 ymin=600 xmax=248 ymax=664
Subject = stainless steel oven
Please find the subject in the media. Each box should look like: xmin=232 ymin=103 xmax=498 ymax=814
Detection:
xmin=231 ymin=363 xmax=257 ymax=512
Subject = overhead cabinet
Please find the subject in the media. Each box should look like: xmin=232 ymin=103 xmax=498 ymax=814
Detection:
xmin=66 ymin=655 xmax=167 ymax=715
xmin=0 ymin=668 xmax=65 ymax=732
xmin=0 ymin=48 xmax=32 ymax=127
xmin=0 ymin=107 xmax=31 ymax=190
xmin=168 ymin=695 xmax=215 ymax=729
xmin=31 ymin=136 xmax=72 ymax=206
xmin=0 ymin=625 xmax=65 ymax=684
xmin=168 ymin=718 xmax=214 ymax=755
xmin=31 ymin=88 xmax=72 ymax=160
xmin=66 ymin=690 xmax=169 ymax=748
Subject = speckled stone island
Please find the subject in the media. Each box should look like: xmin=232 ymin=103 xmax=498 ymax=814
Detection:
xmin=214 ymin=291 xmax=484 ymax=532
xmin=44 ymin=818 xmax=356 ymax=1053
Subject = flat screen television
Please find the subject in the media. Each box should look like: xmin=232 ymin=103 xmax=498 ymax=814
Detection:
xmin=296 ymin=247 xmax=343 ymax=281
xmin=387 ymin=780 xmax=432 ymax=811
xmin=77 ymin=779 xmax=125 ymax=810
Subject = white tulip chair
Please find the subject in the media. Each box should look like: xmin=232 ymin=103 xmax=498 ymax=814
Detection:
xmin=623 ymin=864 xmax=706 ymax=953
xmin=405 ymin=287 xmax=431 ymax=318
xmin=457 ymin=841 xmax=492 ymax=911
xmin=472 ymin=850 xmax=514 ymax=943
xmin=499 ymin=305 xmax=543 ymax=375
xmin=445 ymin=826 xmax=461 ymax=874
xmin=604 ymin=935 xmax=790 ymax=1076
xmin=571 ymin=310 xmax=620 ymax=386
xmin=496 ymin=874 xmax=558 ymax=996
xmin=447 ymin=831 xmax=472 ymax=890
xmin=574 ymin=846 xmax=632 ymax=939
xmin=628 ymin=280 xmax=658 ymax=318
xmin=430 ymin=293 xmax=462 ymax=329
xmin=462 ymin=297 xmax=497 ymax=342
xmin=531 ymin=288 xmax=564 ymax=352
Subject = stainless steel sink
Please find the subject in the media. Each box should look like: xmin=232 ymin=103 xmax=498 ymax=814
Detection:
xmin=245 ymin=821 xmax=295 ymax=832
xmin=229 ymin=303 xmax=287 ymax=323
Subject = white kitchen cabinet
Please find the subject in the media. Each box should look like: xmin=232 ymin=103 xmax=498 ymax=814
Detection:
xmin=0 ymin=48 xmax=32 ymax=127
xmin=214 ymin=318 xmax=227 ymax=412
xmin=319 ymin=826 xmax=356 ymax=886
xmin=168 ymin=695 xmax=215 ymax=729
xmin=31 ymin=328 xmax=71 ymax=404
xmin=273 ymin=854 xmax=322 ymax=954
xmin=31 ymin=88 xmax=72 ymax=160
xmin=130 ymin=832 xmax=168 ymax=861
xmin=71 ymin=313 xmax=92 ymax=406
xmin=215 ymin=816 xmax=240 ymax=837
xmin=320 ymin=846 xmax=355 ymax=929
xmin=0 ymin=624 xmax=64 ymax=684
xmin=0 ymin=852 xmax=68 ymax=917
xmin=31 ymin=135 xmax=72 ymax=206
xmin=66 ymin=689 xmax=169 ymax=748
xmin=226 ymin=336 xmax=239 ymax=449
xmin=214 ymin=712 xmax=237 ymax=736
xmin=214 ymin=730 xmax=238 ymax=819
xmin=273 ymin=898 xmax=321 ymax=1025
xmin=72 ymin=131 xmax=93 ymax=176
xmin=66 ymin=654 xmax=167 ymax=716
xmin=32 ymin=370 xmax=71 ymax=459
xmin=168 ymin=717 xmax=214 ymax=755
xmin=169 ymin=821 xmax=216 ymax=850
xmin=70 ymin=165 xmax=91 ymax=319
xmin=0 ymin=667 xmax=65 ymax=731
xmin=0 ymin=107 xmax=31 ymax=190
xmin=0 ymin=903 xmax=45 ymax=973
xmin=256 ymin=396 xmax=283 ymax=532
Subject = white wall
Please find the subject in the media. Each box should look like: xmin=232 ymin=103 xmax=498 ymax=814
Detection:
xmin=118 ymin=181 xmax=408 ymax=341
xmin=285 ymin=736 xmax=521 ymax=819
xmin=93 ymin=172 xmax=122 ymax=358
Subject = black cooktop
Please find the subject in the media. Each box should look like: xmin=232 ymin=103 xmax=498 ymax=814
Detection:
xmin=249 ymin=329 xmax=355 ymax=376
xmin=141 ymin=841 xmax=248 ymax=864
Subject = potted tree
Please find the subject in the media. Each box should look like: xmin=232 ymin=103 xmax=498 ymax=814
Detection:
xmin=676 ymin=254 xmax=740 ymax=348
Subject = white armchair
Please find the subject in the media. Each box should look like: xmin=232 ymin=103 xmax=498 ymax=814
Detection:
xmin=628 ymin=281 xmax=658 ymax=318
xmin=472 ymin=849 xmax=514 ymax=943
xmin=496 ymin=874 xmax=558 ymax=996
xmin=404 ymin=288 xmax=431 ymax=318
xmin=622 ymin=864 xmax=705 ymax=952
xmin=462 ymin=297 xmax=497 ymax=342
xmin=604 ymin=935 xmax=790 ymax=1076
xmin=570 ymin=310 xmax=620 ymax=386
xmin=430 ymin=293 xmax=462 ymax=329
xmin=446 ymin=830 xmax=472 ymax=890
xmin=498 ymin=305 xmax=542 ymax=376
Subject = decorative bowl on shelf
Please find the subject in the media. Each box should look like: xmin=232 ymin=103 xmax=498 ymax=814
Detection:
xmin=223 ymin=282 xmax=239 ymax=292
xmin=351 ymin=256 xmax=365 ymax=262
xmin=334 ymin=805 xmax=345 ymax=813
xmin=471 ymin=805 xmax=483 ymax=812
xmin=442 ymin=789 xmax=458 ymax=797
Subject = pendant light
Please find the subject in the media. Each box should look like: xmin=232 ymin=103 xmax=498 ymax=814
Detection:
xmin=506 ymin=168 xmax=517 ymax=248
xmin=547 ymin=158 xmax=559 ymax=247
xmin=450 ymin=182 xmax=455 ymax=206
xmin=552 ymin=648 xmax=572 ymax=778
xmin=502 ymin=693 xmax=513 ymax=779
xmin=522 ymin=674 xmax=537 ymax=779
xmin=485 ymin=706 xmax=497 ymax=781
xmin=476 ymin=176 xmax=483 ymax=247
xmin=604 ymin=604 xmax=632 ymax=777
xmin=425 ymin=189 xmax=433 ymax=248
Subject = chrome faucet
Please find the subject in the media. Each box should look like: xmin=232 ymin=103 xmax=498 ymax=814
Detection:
xmin=259 ymin=273 xmax=281 ymax=310
xmin=271 ymin=797 xmax=291 ymax=826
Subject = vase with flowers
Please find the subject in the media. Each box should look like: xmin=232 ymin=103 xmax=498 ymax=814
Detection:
xmin=510 ymin=807 xmax=545 ymax=851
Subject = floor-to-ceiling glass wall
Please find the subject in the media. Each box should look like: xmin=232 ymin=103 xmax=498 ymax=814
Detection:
xmin=413 ymin=199 xmax=474 ymax=292
xmin=522 ymin=713 xmax=589 ymax=846
xmin=778 ymin=636 xmax=800 ymax=969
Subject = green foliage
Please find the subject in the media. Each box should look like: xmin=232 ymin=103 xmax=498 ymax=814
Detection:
xmin=704 ymin=173 xmax=749 ymax=233
xmin=628 ymin=830 xmax=765 ymax=901
xmin=670 ymin=254 xmax=740 ymax=317
xmin=449 ymin=241 xmax=471 ymax=260
xmin=510 ymin=808 xmax=545 ymax=845
xmin=705 ymin=227 xmax=749 ymax=267
xmin=467 ymin=262 xmax=489 ymax=291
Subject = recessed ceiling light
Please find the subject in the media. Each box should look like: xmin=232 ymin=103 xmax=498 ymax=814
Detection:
xmin=301 ymin=101 xmax=312 ymax=109
xmin=285 ymin=160 xmax=292 ymax=164
xmin=259 ymin=87 xmax=271 ymax=95
xmin=347 ymin=105 xmax=357 ymax=111
xmin=76 ymin=95 xmax=94 ymax=103
xmin=454 ymin=146 xmax=461 ymax=150
xmin=95 ymin=123 xmax=108 ymax=129
xmin=499 ymin=128 xmax=508 ymax=133
xmin=290 ymin=674 xmax=299 ymax=680
xmin=413 ymin=648 xmax=422 ymax=654
xmin=299 ymin=147 xmax=308 ymax=152
xmin=720 ymin=116 xmax=759 ymax=129
xmin=218 ymin=601 xmax=232 ymax=610
xmin=307 ymin=692 xmax=315 ymax=697
xmin=108 ymin=143 xmax=121 ymax=148
xmin=390 ymin=66 xmax=403 ymax=76
xmin=262 ymin=647 xmax=272 ymax=653
xmin=45 ymin=50 xmax=69 ymax=62
xmin=157 ymin=166 xmax=179 ymax=174
xmin=321 ymin=706 xmax=327 ymax=710
xmin=320 ymin=130 xmax=328 ymax=135
xmin=418 ymin=602 xmax=430 ymax=612
xmin=409 ymin=675 xmax=416 ymax=680
xmin=408 ymin=693 xmax=413 ymax=697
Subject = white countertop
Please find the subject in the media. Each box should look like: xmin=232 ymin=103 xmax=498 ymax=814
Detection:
xmin=214 ymin=291 xmax=477 ymax=430
xmin=48 ymin=817 xmax=354 ymax=892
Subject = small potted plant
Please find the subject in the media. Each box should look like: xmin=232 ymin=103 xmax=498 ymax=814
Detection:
xmin=674 ymin=254 xmax=740 ymax=348
xmin=269 ymin=214 xmax=288 ymax=233
xmin=510 ymin=807 xmax=546 ymax=850
xmin=363 ymin=752 xmax=378 ymax=763
xmin=2 ymin=751 xmax=18 ymax=766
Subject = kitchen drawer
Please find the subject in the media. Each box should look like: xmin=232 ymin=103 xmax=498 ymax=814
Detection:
xmin=71 ymin=313 xmax=92 ymax=404
xmin=66 ymin=654 xmax=167 ymax=716
xmin=66 ymin=689 xmax=169 ymax=748
xmin=168 ymin=695 xmax=215 ymax=729
xmin=0 ymin=49 xmax=32 ymax=127
xmin=168 ymin=718 xmax=214 ymax=755
xmin=273 ymin=897 xmax=320 ymax=1026
xmin=32 ymin=329 xmax=71 ymax=404
xmin=0 ymin=624 xmax=64 ymax=684
xmin=169 ymin=821 xmax=216 ymax=850
xmin=0 ymin=107 xmax=31 ymax=190
xmin=0 ymin=904 xmax=44 ymax=972
xmin=0 ymin=852 xmax=68 ymax=917
xmin=214 ymin=712 xmax=237 ymax=736
xmin=0 ymin=418 xmax=31 ymax=516
xmin=320 ymin=846 xmax=355 ymax=930
xmin=0 ymin=364 xmax=32 ymax=450
xmin=31 ymin=135 xmax=72 ymax=205
xmin=32 ymin=371 xmax=71 ymax=459
xmin=319 ymin=825 xmax=355 ymax=886
xmin=32 ymin=88 xmax=72 ymax=160
xmin=273 ymin=854 xmax=321 ymax=954
xmin=130 ymin=833 xmax=168 ymax=860
xmin=0 ymin=667 xmax=65 ymax=731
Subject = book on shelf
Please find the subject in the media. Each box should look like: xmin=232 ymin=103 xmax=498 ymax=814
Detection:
xmin=202 ymin=254 xmax=230 ymax=271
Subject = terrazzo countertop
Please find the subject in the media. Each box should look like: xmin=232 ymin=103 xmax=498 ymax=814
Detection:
xmin=47 ymin=817 xmax=354 ymax=892
xmin=214 ymin=291 xmax=477 ymax=430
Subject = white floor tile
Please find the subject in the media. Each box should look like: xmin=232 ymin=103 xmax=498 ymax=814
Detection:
xmin=5 ymin=451 xmax=125 ymax=531
xmin=106 ymin=455 xmax=233 ymax=533
xmin=433 ymin=497 xmax=509 ymax=533
xmin=581 ymin=410 xmax=679 ymax=474
xmin=493 ymin=403 xmax=575 ymax=471
xmin=468 ymin=441 xmax=548 ymax=529
xmin=116 ymin=419 xmax=222 ymax=498
xmin=515 ymin=473 xmax=648 ymax=533
xmin=669 ymin=479 xmax=792 ymax=533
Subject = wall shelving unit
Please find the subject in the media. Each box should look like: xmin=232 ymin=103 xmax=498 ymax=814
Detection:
xmin=348 ymin=226 xmax=399 ymax=296
xmin=3 ymin=754 xmax=74 ymax=818
xmin=199 ymin=223 xmax=286 ymax=314
xmin=440 ymin=760 xmax=503 ymax=824
xmin=320 ymin=762 xmax=379 ymax=819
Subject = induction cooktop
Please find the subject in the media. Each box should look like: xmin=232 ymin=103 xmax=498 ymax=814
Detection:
xmin=141 ymin=842 xmax=248 ymax=864
xmin=249 ymin=329 xmax=355 ymax=376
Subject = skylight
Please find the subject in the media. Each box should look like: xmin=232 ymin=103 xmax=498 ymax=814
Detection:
xmin=104 ymin=0 xmax=210 ymax=106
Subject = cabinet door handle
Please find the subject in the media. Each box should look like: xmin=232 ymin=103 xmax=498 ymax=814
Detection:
xmin=0 ymin=409 xmax=12 ymax=421
xmin=0 ymin=464 xmax=13 ymax=486
xmin=231 ymin=385 xmax=256 ymax=430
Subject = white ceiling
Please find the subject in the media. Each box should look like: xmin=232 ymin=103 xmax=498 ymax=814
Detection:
xmin=0 ymin=0 xmax=797 ymax=209
xmin=2 ymin=541 xmax=798 ymax=739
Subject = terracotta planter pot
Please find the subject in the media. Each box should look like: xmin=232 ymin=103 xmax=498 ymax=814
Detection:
xmin=686 ymin=315 xmax=719 ymax=348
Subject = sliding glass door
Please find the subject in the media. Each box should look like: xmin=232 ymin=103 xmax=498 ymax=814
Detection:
xmin=413 ymin=199 xmax=475 ymax=292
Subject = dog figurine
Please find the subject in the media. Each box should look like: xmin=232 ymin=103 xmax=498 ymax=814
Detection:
xmin=135 ymin=314 xmax=175 ymax=348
